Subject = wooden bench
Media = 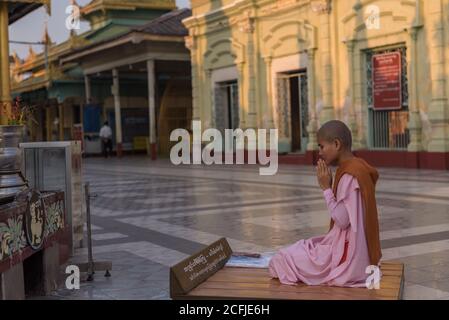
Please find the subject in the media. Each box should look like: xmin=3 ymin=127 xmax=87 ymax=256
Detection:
xmin=172 ymin=261 xmax=404 ymax=300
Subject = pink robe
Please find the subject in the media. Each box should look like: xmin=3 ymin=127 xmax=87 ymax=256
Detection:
xmin=269 ymin=174 xmax=374 ymax=287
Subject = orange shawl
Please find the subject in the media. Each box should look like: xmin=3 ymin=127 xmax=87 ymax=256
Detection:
xmin=330 ymin=157 xmax=382 ymax=266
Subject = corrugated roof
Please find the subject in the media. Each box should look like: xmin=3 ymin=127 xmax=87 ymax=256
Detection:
xmin=8 ymin=2 xmax=45 ymax=24
xmin=133 ymin=8 xmax=192 ymax=36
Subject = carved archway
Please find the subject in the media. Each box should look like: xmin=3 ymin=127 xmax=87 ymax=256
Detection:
xmin=204 ymin=38 xmax=245 ymax=70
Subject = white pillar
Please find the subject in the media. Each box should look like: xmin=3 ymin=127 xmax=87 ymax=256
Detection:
xmin=407 ymin=27 xmax=423 ymax=152
xmin=84 ymin=75 xmax=91 ymax=104
xmin=112 ymin=68 xmax=123 ymax=156
xmin=317 ymin=5 xmax=334 ymax=123
xmin=345 ymin=40 xmax=362 ymax=150
xmin=237 ymin=63 xmax=246 ymax=128
xmin=427 ymin=0 xmax=449 ymax=152
xmin=264 ymin=56 xmax=275 ymax=129
xmin=187 ymin=36 xmax=201 ymax=122
xmin=243 ymin=17 xmax=256 ymax=129
xmin=306 ymin=48 xmax=319 ymax=151
xmin=147 ymin=59 xmax=157 ymax=160
xmin=82 ymin=75 xmax=90 ymax=129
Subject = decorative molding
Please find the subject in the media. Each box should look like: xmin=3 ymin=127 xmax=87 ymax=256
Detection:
xmin=311 ymin=0 xmax=331 ymax=14
xmin=344 ymin=38 xmax=356 ymax=52
xmin=185 ymin=36 xmax=195 ymax=50
xmin=237 ymin=11 xmax=255 ymax=34
xmin=44 ymin=198 xmax=65 ymax=238
xmin=204 ymin=38 xmax=246 ymax=69
xmin=406 ymin=20 xmax=423 ymax=41
xmin=263 ymin=56 xmax=272 ymax=65
xmin=207 ymin=20 xmax=230 ymax=33
xmin=306 ymin=47 xmax=317 ymax=56
xmin=206 ymin=11 xmax=255 ymax=34
xmin=260 ymin=0 xmax=298 ymax=15
xmin=0 ymin=216 xmax=26 ymax=261
xmin=0 ymin=192 xmax=65 ymax=263
xmin=261 ymin=20 xmax=316 ymax=58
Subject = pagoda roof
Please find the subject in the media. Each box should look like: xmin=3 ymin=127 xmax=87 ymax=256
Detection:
xmin=60 ymin=8 xmax=191 ymax=64
xmin=81 ymin=0 xmax=176 ymax=17
xmin=10 ymin=4 xmax=189 ymax=95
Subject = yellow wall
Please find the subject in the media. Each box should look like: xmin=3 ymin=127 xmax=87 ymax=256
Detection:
xmin=184 ymin=0 xmax=449 ymax=153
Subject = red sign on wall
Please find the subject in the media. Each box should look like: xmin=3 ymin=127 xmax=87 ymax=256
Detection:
xmin=372 ymin=52 xmax=402 ymax=110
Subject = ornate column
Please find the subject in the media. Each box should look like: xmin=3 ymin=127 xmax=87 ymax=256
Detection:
xmin=353 ymin=42 xmax=367 ymax=148
xmin=205 ymin=68 xmax=213 ymax=129
xmin=185 ymin=35 xmax=200 ymax=122
xmin=0 ymin=2 xmax=11 ymax=124
xmin=344 ymin=39 xmax=363 ymax=149
xmin=306 ymin=48 xmax=319 ymax=151
xmin=312 ymin=0 xmax=334 ymax=123
xmin=262 ymin=56 xmax=276 ymax=150
xmin=427 ymin=0 xmax=449 ymax=152
xmin=406 ymin=25 xmax=423 ymax=152
xmin=237 ymin=62 xmax=246 ymax=129
xmin=264 ymin=56 xmax=276 ymax=129
xmin=239 ymin=10 xmax=256 ymax=129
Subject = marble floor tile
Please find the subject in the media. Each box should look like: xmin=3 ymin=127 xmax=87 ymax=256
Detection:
xmin=32 ymin=157 xmax=449 ymax=300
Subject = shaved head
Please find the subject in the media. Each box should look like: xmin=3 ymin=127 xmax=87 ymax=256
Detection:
xmin=317 ymin=120 xmax=352 ymax=150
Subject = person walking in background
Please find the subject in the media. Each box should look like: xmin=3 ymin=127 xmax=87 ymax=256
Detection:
xmin=99 ymin=121 xmax=113 ymax=158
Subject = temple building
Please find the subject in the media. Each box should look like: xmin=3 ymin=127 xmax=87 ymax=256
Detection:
xmin=183 ymin=0 xmax=449 ymax=169
xmin=9 ymin=0 xmax=192 ymax=157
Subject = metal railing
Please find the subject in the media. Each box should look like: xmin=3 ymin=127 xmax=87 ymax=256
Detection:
xmin=366 ymin=47 xmax=410 ymax=150
xmin=369 ymin=109 xmax=410 ymax=150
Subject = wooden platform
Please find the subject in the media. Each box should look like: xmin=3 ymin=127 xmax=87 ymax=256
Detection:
xmin=172 ymin=261 xmax=404 ymax=300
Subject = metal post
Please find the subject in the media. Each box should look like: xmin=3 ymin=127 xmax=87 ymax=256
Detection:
xmin=66 ymin=182 xmax=112 ymax=280
xmin=85 ymin=182 xmax=94 ymax=281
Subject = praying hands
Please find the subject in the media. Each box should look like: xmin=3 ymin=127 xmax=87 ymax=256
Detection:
xmin=316 ymin=159 xmax=333 ymax=191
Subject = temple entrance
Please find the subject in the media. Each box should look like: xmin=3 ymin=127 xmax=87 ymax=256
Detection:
xmin=215 ymin=80 xmax=239 ymax=131
xmin=277 ymin=70 xmax=308 ymax=153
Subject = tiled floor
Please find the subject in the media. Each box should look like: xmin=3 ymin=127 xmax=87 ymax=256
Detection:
xmin=40 ymin=156 xmax=449 ymax=300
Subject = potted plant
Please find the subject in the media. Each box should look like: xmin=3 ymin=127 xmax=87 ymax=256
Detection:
xmin=0 ymin=97 xmax=37 ymax=204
